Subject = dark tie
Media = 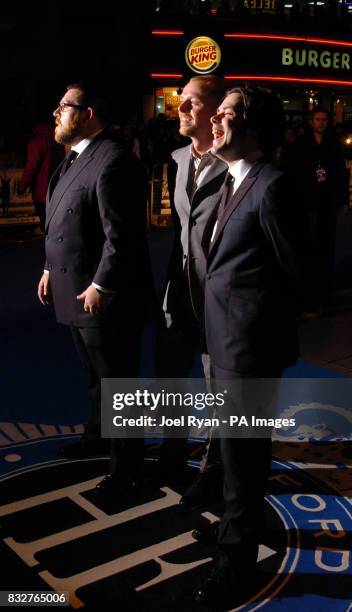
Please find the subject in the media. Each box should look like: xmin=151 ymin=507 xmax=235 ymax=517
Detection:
xmin=59 ymin=150 xmax=78 ymax=177
xmin=206 ymin=173 xmax=235 ymax=251
xmin=217 ymin=172 xmax=235 ymax=219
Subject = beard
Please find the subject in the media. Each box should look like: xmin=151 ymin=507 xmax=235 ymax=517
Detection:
xmin=54 ymin=116 xmax=82 ymax=145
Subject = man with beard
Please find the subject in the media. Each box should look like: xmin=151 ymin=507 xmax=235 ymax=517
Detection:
xmin=192 ymin=87 xmax=299 ymax=606
xmin=38 ymin=83 xmax=150 ymax=485
xmin=156 ymin=76 xmax=228 ymax=507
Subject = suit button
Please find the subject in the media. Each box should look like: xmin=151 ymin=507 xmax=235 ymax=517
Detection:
xmin=60 ymin=267 xmax=67 ymax=273
xmin=57 ymin=236 xmax=63 ymax=242
xmin=67 ymin=208 xmax=73 ymax=214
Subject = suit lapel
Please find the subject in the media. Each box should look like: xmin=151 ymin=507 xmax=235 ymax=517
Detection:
xmin=175 ymin=145 xmax=192 ymax=202
xmin=46 ymin=137 xmax=103 ymax=227
xmin=208 ymin=160 xmax=266 ymax=256
xmin=190 ymin=157 xmax=227 ymax=210
xmin=47 ymin=159 xmax=65 ymax=201
xmin=196 ymin=156 xmax=227 ymax=191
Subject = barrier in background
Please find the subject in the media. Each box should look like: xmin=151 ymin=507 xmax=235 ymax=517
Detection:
xmin=149 ymin=163 xmax=172 ymax=227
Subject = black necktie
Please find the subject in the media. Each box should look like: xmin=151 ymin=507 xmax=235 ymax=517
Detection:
xmin=217 ymin=172 xmax=235 ymax=219
xmin=206 ymin=174 xmax=235 ymax=251
xmin=60 ymin=150 xmax=78 ymax=177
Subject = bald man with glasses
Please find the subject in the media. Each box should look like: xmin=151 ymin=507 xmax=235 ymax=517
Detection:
xmin=38 ymin=82 xmax=152 ymax=487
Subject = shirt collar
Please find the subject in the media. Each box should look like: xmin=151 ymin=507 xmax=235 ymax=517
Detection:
xmin=190 ymin=144 xmax=213 ymax=161
xmin=227 ymin=151 xmax=262 ymax=182
xmin=71 ymin=129 xmax=104 ymax=156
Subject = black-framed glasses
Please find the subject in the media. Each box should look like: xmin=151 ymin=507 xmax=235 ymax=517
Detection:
xmin=55 ymin=102 xmax=87 ymax=114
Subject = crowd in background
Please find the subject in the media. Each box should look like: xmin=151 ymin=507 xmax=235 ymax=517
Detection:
xmin=111 ymin=112 xmax=352 ymax=180
xmin=0 ymin=109 xmax=351 ymax=178
xmin=5 ymin=99 xmax=347 ymax=325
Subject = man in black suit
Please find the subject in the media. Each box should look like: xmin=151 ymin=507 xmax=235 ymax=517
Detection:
xmin=38 ymin=82 xmax=150 ymax=484
xmin=194 ymin=87 xmax=299 ymax=606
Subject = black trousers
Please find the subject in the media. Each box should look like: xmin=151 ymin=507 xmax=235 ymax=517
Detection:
xmin=71 ymin=315 xmax=145 ymax=479
xmin=155 ymin=287 xmax=220 ymax=472
xmin=302 ymin=207 xmax=337 ymax=311
xmin=212 ymin=364 xmax=283 ymax=571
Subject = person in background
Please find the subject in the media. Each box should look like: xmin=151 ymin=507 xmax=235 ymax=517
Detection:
xmin=18 ymin=119 xmax=64 ymax=233
xmin=275 ymin=123 xmax=296 ymax=169
xmin=287 ymin=106 xmax=349 ymax=317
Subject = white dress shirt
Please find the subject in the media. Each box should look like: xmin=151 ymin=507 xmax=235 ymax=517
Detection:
xmin=210 ymin=157 xmax=257 ymax=243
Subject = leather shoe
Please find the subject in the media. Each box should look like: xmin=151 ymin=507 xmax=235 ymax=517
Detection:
xmin=194 ymin=559 xmax=250 ymax=608
xmin=192 ymin=520 xmax=220 ymax=545
xmin=179 ymin=469 xmax=223 ymax=509
xmin=95 ymin=473 xmax=141 ymax=497
xmin=59 ymin=439 xmax=110 ymax=459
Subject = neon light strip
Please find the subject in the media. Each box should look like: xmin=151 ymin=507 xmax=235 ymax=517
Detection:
xmin=224 ymin=74 xmax=352 ymax=85
xmin=224 ymin=33 xmax=352 ymax=48
xmin=151 ymin=30 xmax=184 ymax=36
xmin=151 ymin=73 xmax=183 ymax=78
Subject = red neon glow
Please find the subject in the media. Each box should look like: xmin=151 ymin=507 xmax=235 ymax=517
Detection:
xmin=224 ymin=33 xmax=352 ymax=48
xmin=224 ymin=74 xmax=352 ymax=86
xmin=151 ymin=73 xmax=183 ymax=78
xmin=151 ymin=30 xmax=184 ymax=36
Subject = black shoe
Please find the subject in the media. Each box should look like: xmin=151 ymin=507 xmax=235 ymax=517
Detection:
xmin=192 ymin=520 xmax=220 ymax=545
xmin=179 ymin=469 xmax=223 ymax=509
xmin=95 ymin=473 xmax=141 ymax=497
xmin=59 ymin=439 xmax=110 ymax=459
xmin=194 ymin=560 xmax=250 ymax=608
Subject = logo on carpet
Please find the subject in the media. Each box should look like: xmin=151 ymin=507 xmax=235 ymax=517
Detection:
xmin=0 ymin=431 xmax=351 ymax=610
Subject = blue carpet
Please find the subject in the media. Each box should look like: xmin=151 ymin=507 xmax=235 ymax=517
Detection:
xmin=0 ymin=234 xmax=351 ymax=611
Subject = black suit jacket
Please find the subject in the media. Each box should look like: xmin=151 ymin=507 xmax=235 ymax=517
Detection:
xmin=45 ymin=131 xmax=151 ymax=326
xmin=203 ymin=160 xmax=299 ymax=374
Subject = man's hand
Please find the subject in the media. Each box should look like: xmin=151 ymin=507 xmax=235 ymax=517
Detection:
xmin=38 ymin=273 xmax=51 ymax=305
xmin=77 ymin=285 xmax=111 ymax=315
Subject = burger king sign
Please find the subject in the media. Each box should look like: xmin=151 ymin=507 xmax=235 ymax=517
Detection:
xmin=185 ymin=36 xmax=221 ymax=74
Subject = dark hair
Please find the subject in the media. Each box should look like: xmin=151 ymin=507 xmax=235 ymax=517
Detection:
xmin=226 ymin=86 xmax=285 ymax=158
xmin=66 ymin=81 xmax=111 ymax=123
xmin=309 ymin=105 xmax=329 ymax=119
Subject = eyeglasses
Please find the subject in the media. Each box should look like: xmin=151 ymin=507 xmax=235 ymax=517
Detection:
xmin=55 ymin=102 xmax=87 ymax=114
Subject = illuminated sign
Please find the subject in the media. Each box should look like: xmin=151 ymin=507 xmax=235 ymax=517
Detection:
xmin=243 ymin=0 xmax=277 ymax=10
xmin=185 ymin=36 xmax=221 ymax=74
xmin=150 ymin=31 xmax=352 ymax=86
xmin=282 ymin=47 xmax=351 ymax=70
